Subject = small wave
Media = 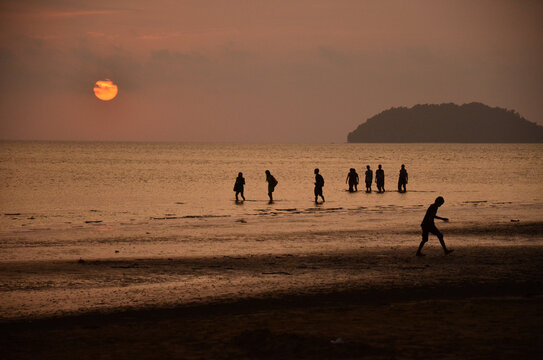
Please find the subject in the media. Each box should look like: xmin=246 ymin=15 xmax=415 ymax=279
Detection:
xmin=304 ymin=207 xmax=343 ymax=212
xmin=181 ymin=215 xmax=231 ymax=219
xmin=149 ymin=214 xmax=231 ymax=220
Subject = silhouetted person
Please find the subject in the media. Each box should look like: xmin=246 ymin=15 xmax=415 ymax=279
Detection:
xmin=376 ymin=164 xmax=385 ymax=193
xmin=314 ymin=168 xmax=325 ymax=203
xmin=265 ymin=170 xmax=278 ymax=203
xmin=365 ymin=165 xmax=373 ymax=193
xmin=233 ymin=172 xmax=245 ymax=201
xmin=398 ymin=164 xmax=408 ymax=192
xmin=346 ymin=168 xmax=359 ymax=192
xmin=416 ymin=196 xmax=453 ymax=256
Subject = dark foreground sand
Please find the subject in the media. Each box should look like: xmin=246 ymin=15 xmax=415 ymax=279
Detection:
xmin=1 ymin=283 xmax=541 ymax=360
xmin=2 ymin=244 xmax=543 ymax=359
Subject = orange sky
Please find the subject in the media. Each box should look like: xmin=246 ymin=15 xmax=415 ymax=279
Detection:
xmin=1 ymin=0 xmax=541 ymax=142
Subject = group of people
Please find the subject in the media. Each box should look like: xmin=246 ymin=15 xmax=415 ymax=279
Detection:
xmin=234 ymin=164 xmax=410 ymax=203
xmin=235 ymin=169 xmax=313 ymax=203
xmin=346 ymin=164 xmax=408 ymax=193
xmin=233 ymin=166 xmax=453 ymax=257
xmin=233 ymin=170 xmax=279 ymax=203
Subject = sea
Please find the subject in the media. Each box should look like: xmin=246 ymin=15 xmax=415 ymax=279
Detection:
xmin=1 ymin=142 xmax=542 ymax=318
xmin=1 ymin=142 xmax=542 ymax=254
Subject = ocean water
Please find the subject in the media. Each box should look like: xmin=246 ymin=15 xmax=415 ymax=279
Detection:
xmin=0 ymin=142 xmax=542 ymax=261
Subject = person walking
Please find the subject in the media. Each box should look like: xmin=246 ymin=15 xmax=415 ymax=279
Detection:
xmin=398 ymin=164 xmax=408 ymax=192
xmin=416 ymin=196 xmax=454 ymax=256
xmin=346 ymin=168 xmax=359 ymax=192
xmin=364 ymin=165 xmax=373 ymax=193
xmin=376 ymin=164 xmax=385 ymax=193
xmin=233 ymin=172 xmax=246 ymax=201
xmin=265 ymin=170 xmax=278 ymax=203
xmin=314 ymin=168 xmax=325 ymax=203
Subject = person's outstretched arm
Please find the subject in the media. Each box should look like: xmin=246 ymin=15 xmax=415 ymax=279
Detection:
xmin=435 ymin=215 xmax=449 ymax=221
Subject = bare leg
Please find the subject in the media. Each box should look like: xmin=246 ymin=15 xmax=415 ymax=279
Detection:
xmin=437 ymin=233 xmax=453 ymax=254
xmin=416 ymin=231 xmax=428 ymax=256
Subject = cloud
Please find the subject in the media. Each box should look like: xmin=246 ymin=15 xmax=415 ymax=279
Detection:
xmin=31 ymin=10 xmax=131 ymax=18
xmin=0 ymin=0 xmax=138 ymax=18
xmin=1 ymin=1 xmax=542 ymax=141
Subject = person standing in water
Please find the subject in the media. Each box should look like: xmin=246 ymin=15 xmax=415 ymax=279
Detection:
xmin=346 ymin=168 xmax=359 ymax=192
xmin=398 ymin=164 xmax=408 ymax=192
xmin=376 ymin=164 xmax=385 ymax=193
xmin=416 ymin=196 xmax=454 ymax=256
xmin=314 ymin=168 xmax=325 ymax=203
xmin=265 ymin=170 xmax=278 ymax=203
xmin=233 ymin=172 xmax=246 ymax=201
xmin=364 ymin=165 xmax=373 ymax=193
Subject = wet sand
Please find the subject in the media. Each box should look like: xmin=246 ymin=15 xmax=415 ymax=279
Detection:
xmin=2 ymin=240 xmax=543 ymax=359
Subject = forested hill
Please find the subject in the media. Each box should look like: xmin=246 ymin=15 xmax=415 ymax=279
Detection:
xmin=347 ymin=103 xmax=543 ymax=143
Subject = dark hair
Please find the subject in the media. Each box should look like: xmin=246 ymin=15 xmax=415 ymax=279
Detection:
xmin=238 ymin=172 xmax=243 ymax=177
xmin=435 ymin=196 xmax=445 ymax=205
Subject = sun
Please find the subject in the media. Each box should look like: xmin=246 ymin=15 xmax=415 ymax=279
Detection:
xmin=93 ymin=79 xmax=118 ymax=101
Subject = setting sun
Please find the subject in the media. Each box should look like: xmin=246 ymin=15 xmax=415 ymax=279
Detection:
xmin=93 ymin=79 xmax=118 ymax=101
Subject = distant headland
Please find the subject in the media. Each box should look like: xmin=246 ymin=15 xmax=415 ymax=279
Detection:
xmin=347 ymin=103 xmax=543 ymax=143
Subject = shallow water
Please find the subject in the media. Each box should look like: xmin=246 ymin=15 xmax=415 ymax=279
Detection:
xmin=0 ymin=142 xmax=543 ymax=249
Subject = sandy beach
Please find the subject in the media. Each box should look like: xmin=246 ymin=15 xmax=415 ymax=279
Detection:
xmin=2 ymin=221 xmax=542 ymax=359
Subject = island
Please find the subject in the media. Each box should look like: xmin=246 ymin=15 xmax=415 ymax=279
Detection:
xmin=347 ymin=103 xmax=543 ymax=143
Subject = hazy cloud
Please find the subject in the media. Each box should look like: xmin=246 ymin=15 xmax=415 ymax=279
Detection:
xmin=1 ymin=0 xmax=541 ymax=142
